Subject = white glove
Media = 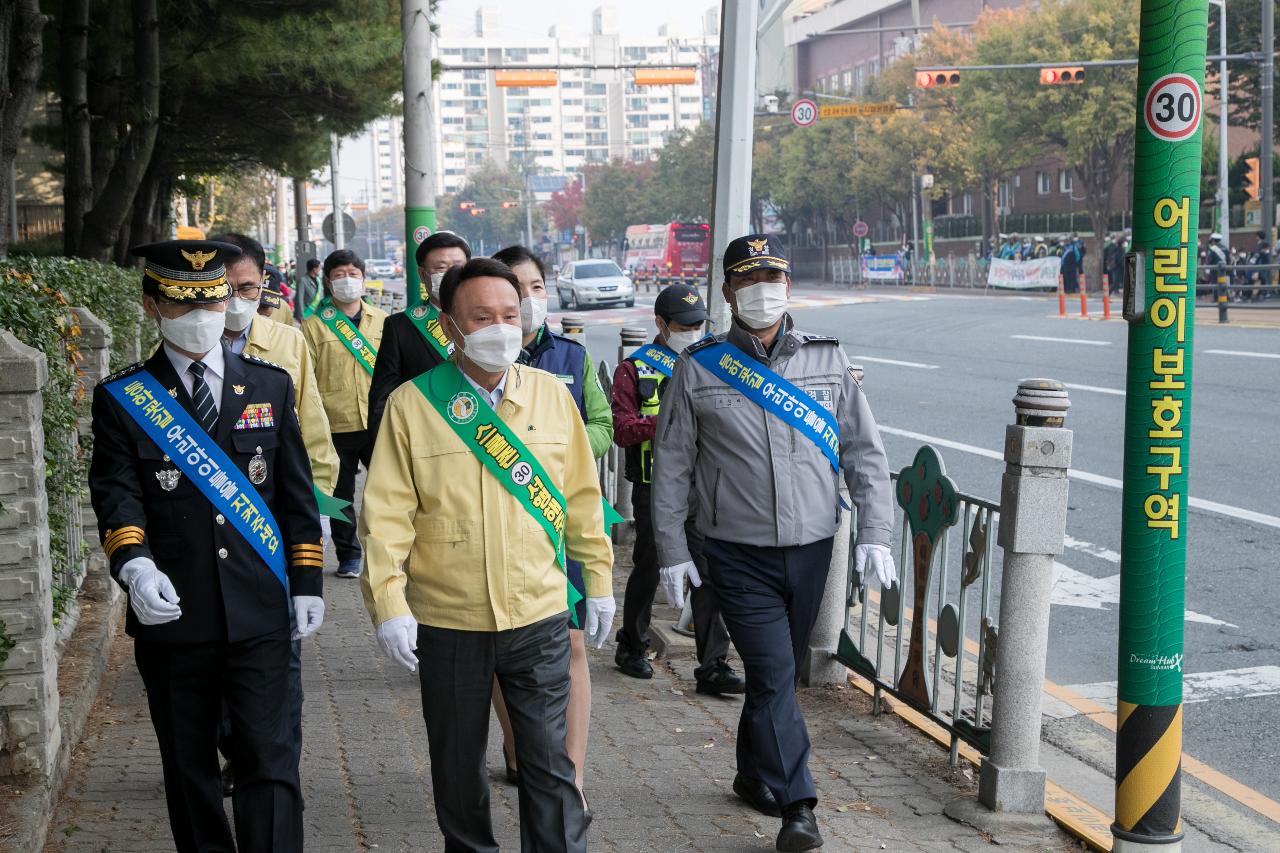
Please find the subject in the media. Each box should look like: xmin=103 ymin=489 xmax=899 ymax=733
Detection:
xmin=855 ymin=543 xmax=897 ymax=589
xmin=376 ymin=615 xmax=419 ymax=673
xmin=584 ymin=596 xmax=616 ymax=650
xmin=660 ymin=561 xmax=702 ymax=609
xmin=291 ymin=595 xmax=325 ymax=640
xmin=119 ymin=557 xmax=182 ymax=626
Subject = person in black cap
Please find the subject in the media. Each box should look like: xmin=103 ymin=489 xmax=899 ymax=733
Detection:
xmin=258 ymin=265 xmax=286 ymax=319
xmin=610 ymin=282 xmax=744 ymax=694
xmin=88 ymin=239 xmax=324 ymax=853
xmin=652 ymin=234 xmax=897 ymax=852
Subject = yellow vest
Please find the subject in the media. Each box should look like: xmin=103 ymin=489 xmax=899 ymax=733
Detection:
xmin=359 ymin=364 xmax=613 ymax=632
xmin=242 ymin=316 xmax=339 ymax=495
xmin=301 ymin=302 xmax=387 ymax=433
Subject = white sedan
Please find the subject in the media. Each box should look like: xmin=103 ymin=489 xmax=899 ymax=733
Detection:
xmin=555 ymin=260 xmax=635 ymax=310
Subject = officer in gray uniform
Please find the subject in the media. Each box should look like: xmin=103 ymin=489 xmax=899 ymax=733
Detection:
xmin=652 ymin=234 xmax=898 ymax=852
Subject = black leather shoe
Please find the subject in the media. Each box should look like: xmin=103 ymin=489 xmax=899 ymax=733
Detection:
xmin=776 ymin=802 xmax=823 ymax=851
xmin=733 ymin=773 xmax=781 ymax=817
xmin=614 ymin=647 xmax=653 ymax=679
xmin=696 ymin=661 xmax=746 ymax=696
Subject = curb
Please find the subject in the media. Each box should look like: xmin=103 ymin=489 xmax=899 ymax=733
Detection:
xmin=0 ymin=585 xmax=124 ymax=852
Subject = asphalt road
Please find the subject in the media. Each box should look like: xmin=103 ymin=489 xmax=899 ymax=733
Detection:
xmin=564 ymin=286 xmax=1280 ymax=825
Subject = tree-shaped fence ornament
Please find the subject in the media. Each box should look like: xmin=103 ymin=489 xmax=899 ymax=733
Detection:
xmin=894 ymin=445 xmax=960 ymax=710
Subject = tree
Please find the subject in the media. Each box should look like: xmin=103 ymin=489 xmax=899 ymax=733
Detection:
xmin=545 ymin=178 xmax=584 ymax=232
xmin=0 ymin=0 xmax=47 ymax=257
xmin=436 ymin=159 xmax=529 ymax=251
xmin=581 ymin=159 xmax=654 ymax=244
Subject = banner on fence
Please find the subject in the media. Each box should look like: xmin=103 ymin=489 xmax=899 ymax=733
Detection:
xmin=861 ymin=255 xmax=904 ymax=281
xmin=986 ymin=257 xmax=1061 ymax=289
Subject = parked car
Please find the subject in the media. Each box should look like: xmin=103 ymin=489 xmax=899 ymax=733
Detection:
xmin=554 ymin=259 xmax=634 ymax=309
xmin=366 ymin=258 xmax=397 ymax=279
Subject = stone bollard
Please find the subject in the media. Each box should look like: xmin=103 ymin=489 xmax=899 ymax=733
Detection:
xmin=613 ymin=326 xmax=650 ymax=530
xmin=979 ymin=379 xmax=1072 ymax=814
xmin=0 ymin=331 xmax=60 ymax=779
xmin=800 ymin=360 xmax=864 ymax=687
xmin=559 ymin=315 xmax=585 ymax=340
xmin=71 ymin=308 xmax=119 ymax=606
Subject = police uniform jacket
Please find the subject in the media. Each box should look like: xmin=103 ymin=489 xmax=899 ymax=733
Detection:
xmin=89 ymin=345 xmax=324 ymax=644
xmin=242 ymin=314 xmax=339 ymax=495
xmin=367 ymin=309 xmax=445 ymax=445
xmin=652 ymin=316 xmax=894 ymax=567
xmin=301 ymin=301 xmax=388 ymax=434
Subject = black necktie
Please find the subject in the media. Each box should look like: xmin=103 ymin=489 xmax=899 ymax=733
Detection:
xmin=188 ymin=361 xmax=218 ymax=434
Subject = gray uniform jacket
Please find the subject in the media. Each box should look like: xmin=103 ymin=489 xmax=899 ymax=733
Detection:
xmin=652 ymin=316 xmax=893 ymax=567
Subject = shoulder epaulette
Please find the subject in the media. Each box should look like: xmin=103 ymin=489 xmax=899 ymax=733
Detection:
xmin=241 ymin=353 xmax=289 ymax=375
xmin=686 ymin=334 xmax=726 ymax=354
xmin=797 ymin=332 xmax=839 ymax=345
xmin=102 ymin=361 xmax=144 ymax=383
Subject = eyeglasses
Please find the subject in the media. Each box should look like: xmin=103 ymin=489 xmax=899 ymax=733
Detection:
xmin=233 ymin=284 xmax=262 ymax=299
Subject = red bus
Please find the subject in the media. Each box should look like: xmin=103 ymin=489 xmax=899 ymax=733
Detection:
xmin=621 ymin=222 xmax=710 ymax=279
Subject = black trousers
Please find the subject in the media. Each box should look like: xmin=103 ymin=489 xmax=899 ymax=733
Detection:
xmin=417 ymin=613 xmax=585 ymax=853
xmin=135 ymin=629 xmax=301 ymax=853
xmin=219 ymin=638 xmax=304 ymax=774
xmin=703 ymin=537 xmax=834 ymax=809
xmin=617 ymin=482 xmax=731 ymax=680
xmin=331 ymin=430 xmax=371 ymax=562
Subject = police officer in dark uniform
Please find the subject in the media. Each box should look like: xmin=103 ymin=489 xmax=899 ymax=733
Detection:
xmin=653 ymin=235 xmax=897 ymax=852
xmin=89 ymin=240 xmax=325 ymax=853
xmin=611 ymin=284 xmax=743 ymax=695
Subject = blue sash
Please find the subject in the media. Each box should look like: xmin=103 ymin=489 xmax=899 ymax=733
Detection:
xmin=691 ymin=342 xmax=841 ymax=473
xmin=104 ymin=369 xmax=287 ymax=590
xmin=630 ymin=343 xmax=678 ymax=378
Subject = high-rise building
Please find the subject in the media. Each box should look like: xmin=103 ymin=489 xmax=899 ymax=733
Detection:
xmin=434 ymin=5 xmax=720 ymax=194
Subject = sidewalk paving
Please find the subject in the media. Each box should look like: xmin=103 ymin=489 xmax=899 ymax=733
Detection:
xmin=43 ymin=552 xmax=1078 ymax=853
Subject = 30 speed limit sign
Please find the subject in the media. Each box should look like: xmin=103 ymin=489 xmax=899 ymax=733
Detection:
xmin=791 ymin=98 xmax=818 ymax=128
xmin=1143 ymin=73 xmax=1202 ymax=142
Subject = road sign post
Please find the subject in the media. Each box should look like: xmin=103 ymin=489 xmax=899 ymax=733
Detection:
xmin=1114 ymin=3 xmax=1206 ymax=851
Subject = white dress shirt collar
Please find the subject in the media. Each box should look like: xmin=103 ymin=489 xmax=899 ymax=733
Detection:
xmin=164 ymin=341 xmax=226 ymax=405
xmin=463 ymin=369 xmax=508 ymax=409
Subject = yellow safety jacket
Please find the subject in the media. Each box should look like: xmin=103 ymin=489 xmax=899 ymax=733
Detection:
xmin=301 ymin=301 xmax=387 ymax=434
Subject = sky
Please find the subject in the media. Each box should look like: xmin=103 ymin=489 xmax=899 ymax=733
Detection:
xmin=435 ymin=0 xmax=719 ymax=40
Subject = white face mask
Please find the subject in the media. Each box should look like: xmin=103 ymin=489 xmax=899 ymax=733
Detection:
xmin=732 ymin=281 xmax=788 ymax=329
xmin=158 ymin=306 xmax=225 ymax=355
xmin=665 ymin=329 xmax=704 ymax=353
xmin=331 ymin=276 xmax=364 ymax=302
xmin=222 ymin=296 xmax=258 ymax=332
xmin=429 ymin=271 xmax=446 ymax=294
xmin=453 ymin=319 xmax=523 ymax=373
xmin=519 ymin=296 xmax=548 ymax=335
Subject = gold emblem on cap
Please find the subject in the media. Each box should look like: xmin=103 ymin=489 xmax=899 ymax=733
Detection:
xmin=746 ymin=238 xmax=769 ymax=255
xmin=180 ymin=248 xmax=218 ymax=271
xmin=682 ymin=293 xmax=699 ymax=304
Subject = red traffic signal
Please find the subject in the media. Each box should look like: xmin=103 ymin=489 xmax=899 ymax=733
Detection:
xmin=459 ymin=201 xmax=476 ymax=210
xmin=1040 ymin=66 xmax=1085 ymax=85
xmin=501 ymin=200 xmax=520 ymax=209
xmin=916 ymin=70 xmax=960 ymax=89
xmin=469 ymin=207 xmax=487 ymax=216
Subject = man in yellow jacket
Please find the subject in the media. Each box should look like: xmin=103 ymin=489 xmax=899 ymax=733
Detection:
xmin=302 ymin=249 xmax=388 ymax=578
xmin=359 ymin=258 xmax=613 ymax=853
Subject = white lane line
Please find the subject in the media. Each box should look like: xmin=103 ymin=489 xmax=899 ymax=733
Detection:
xmin=878 ymin=425 xmax=1280 ymax=530
xmin=1011 ymin=334 xmax=1112 ymax=346
xmin=1063 ymin=535 xmax=1121 ymax=564
xmin=1205 ymin=349 xmax=1280 ymax=360
xmin=1062 ymin=666 xmax=1280 ymax=715
xmin=1062 ymin=382 xmax=1124 ymax=396
xmin=1051 ymin=562 xmax=1236 ymax=627
xmin=852 ymin=355 xmax=941 ymax=370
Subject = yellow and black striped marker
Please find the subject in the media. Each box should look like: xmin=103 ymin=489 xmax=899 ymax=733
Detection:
xmin=1112 ymin=702 xmax=1183 ymax=844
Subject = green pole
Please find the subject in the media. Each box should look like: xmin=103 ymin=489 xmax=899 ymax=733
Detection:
xmin=405 ymin=205 xmax=436 ymax=308
xmin=1114 ymin=2 xmax=1206 ymax=850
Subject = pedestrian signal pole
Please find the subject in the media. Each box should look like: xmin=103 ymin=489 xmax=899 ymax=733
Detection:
xmin=1114 ymin=2 xmax=1206 ymax=850
xmin=403 ymin=0 xmax=439 ymax=308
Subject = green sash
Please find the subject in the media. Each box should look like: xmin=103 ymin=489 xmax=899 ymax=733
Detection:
xmin=317 ymin=298 xmax=378 ymax=375
xmin=411 ymin=362 xmax=584 ymax=625
xmin=301 ymin=280 xmax=324 ymax=320
xmin=404 ymin=302 xmax=454 ymax=360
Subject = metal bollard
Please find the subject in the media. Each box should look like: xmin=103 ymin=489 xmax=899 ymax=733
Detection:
xmin=560 ymin=315 xmax=585 ymax=340
xmin=1217 ymin=275 xmax=1229 ymax=324
xmin=977 ymin=379 xmax=1072 ymax=814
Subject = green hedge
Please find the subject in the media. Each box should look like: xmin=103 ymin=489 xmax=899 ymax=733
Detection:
xmin=0 ymin=257 xmax=157 ymax=622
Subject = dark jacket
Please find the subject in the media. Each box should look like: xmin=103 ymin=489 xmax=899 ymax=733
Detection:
xmin=367 ymin=309 xmax=446 ymax=445
xmin=89 ymin=345 xmax=322 ymax=644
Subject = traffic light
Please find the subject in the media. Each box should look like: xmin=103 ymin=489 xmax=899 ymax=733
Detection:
xmin=915 ymin=70 xmax=960 ymax=89
xmin=501 ymin=200 xmax=520 ymax=209
xmin=459 ymin=201 xmax=476 ymax=210
xmin=1040 ymin=66 xmax=1085 ymax=85
xmin=1244 ymin=157 xmax=1261 ymax=200
xmin=469 ymin=207 xmax=486 ymax=216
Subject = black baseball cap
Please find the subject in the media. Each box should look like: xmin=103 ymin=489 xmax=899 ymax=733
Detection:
xmin=655 ymin=283 xmax=708 ymax=325
xmin=723 ymin=234 xmax=790 ymax=277
xmin=260 ymin=264 xmax=285 ymax=309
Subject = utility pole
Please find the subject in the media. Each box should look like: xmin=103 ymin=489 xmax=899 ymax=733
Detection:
xmin=1113 ymin=2 xmax=1205 ymax=850
xmin=329 ymin=133 xmax=345 ymax=250
xmin=706 ymin=0 xmax=758 ymax=333
xmin=1261 ymin=0 xmax=1274 ymax=248
xmin=274 ymin=176 xmax=289 ymax=267
xmin=403 ymin=0 xmax=439 ymax=307
xmin=1210 ymin=0 xmax=1229 ymax=247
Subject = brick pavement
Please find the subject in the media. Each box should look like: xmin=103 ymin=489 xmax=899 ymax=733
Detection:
xmin=44 ymin=552 xmax=1077 ymax=853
